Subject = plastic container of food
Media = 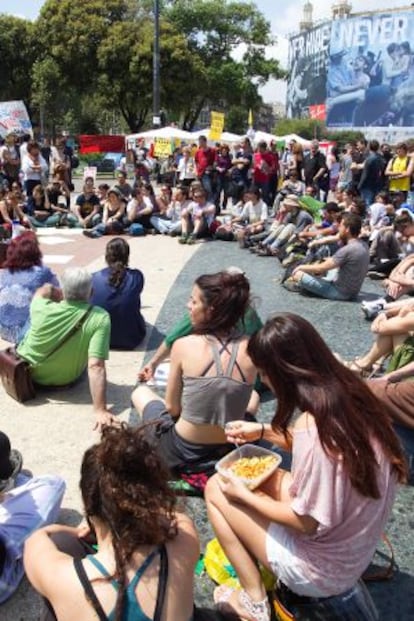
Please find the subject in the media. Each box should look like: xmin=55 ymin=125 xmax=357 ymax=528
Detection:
xmin=215 ymin=444 xmax=282 ymax=490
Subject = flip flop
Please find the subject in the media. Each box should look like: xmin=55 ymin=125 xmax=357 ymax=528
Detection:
xmin=343 ymin=359 xmax=373 ymax=378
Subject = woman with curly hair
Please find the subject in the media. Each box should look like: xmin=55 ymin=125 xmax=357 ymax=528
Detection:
xmin=206 ymin=313 xmax=407 ymax=621
xmin=132 ymin=270 xmax=257 ymax=478
xmin=24 ymin=425 xmax=199 ymax=621
xmin=91 ymin=237 xmax=145 ymax=350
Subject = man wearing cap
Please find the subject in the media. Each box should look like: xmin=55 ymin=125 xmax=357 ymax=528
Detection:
xmin=0 ymin=431 xmax=65 ymax=603
xmin=17 ymin=267 xmax=116 ymax=431
xmin=256 ymin=195 xmax=313 ymax=257
xmin=289 ymin=212 xmax=369 ymax=300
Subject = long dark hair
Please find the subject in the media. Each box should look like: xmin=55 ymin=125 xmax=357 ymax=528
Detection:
xmin=80 ymin=425 xmax=177 ymax=621
xmin=194 ymin=270 xmax=250 ymax=335
xmin=247 ymin=313 xmax=407 ymax=497
xmin=105 ymin=237 xmax=129 ymax=288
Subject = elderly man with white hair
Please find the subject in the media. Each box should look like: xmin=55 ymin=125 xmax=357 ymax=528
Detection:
xmin=17 ymin=268 xmax=115 ymax=430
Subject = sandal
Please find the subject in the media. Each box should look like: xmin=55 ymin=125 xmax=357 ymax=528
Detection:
xmin=214 ymin=585 xmax=270 ymax=621
xmin=343 ymin=359 xmax=373 ymax=378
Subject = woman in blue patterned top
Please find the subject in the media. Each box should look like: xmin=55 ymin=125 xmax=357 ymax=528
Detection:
xmin=0 ymin=232 xmax=59 ymax=343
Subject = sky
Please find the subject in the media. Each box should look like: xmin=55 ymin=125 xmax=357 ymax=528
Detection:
xmin=1 ymin=0 xmax=410 ymax=102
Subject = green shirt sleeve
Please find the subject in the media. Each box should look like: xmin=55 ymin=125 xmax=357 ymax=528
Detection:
xmin=239 ymin=307 xmax=263 ymax=336
xmin=164 ymin=313 xmax=193 ymax=347
xmin=87 ymin=310 xmax=111 ymax=360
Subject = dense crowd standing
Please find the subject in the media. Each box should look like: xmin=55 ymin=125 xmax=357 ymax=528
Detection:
xmin=1 ymin=130 xmax=414 ymax=621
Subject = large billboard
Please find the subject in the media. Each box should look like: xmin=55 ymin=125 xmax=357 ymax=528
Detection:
xmin=326 ymin=10 xmax=414 ymax=129
xmin=286 ymin=22 xmax=332 ymax=119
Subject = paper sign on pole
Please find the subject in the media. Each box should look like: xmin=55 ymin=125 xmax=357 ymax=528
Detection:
xmin=153 ymin=137 xmax=173 ymax=157
xmin=209 ymin=112 xmax=224 ymax=141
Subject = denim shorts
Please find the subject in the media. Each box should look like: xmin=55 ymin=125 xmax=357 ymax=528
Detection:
xmin=299 ymin=273 xmax=349 ymax=301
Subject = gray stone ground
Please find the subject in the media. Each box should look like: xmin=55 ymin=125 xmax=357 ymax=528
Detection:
xmin=143 ymin=241 xmax=414 ymax=621
xmin=1 ymin=236 xmax=413 ymax=619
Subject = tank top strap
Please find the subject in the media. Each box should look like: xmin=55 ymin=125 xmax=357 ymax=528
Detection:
xmin=200 ymin=337 xmax=224 ymax=376
xmin=128 ymin=547 xmax=160 ymax=590
xmin=224 ymin=341 xmax=239 ymax=376
xmin=86 ymin=555 xmax=118 ymax=589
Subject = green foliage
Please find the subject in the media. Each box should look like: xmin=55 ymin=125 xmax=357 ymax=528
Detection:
xmin=36 ymin=0 xmax=131 ymax=90
xmin=79 ymin=152 xmax=105 ymax=164
xmin=275 ymin=118 xmax=367 ymax=145
xmin=1 ymin=0 xmax=288 ymax=136
xmin=0 ymin=15 xmax=35 ymax=103
xmin=325 ymin=128 xmax=366 ymax=146
xmin=165 ymin=0 xmax=285 ymax=129
xmin=274 ymin=118 xmax=324 ymax=140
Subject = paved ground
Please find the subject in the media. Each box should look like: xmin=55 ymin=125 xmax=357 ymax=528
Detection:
xmin=1 ymin=227 xmax=413 ymax=620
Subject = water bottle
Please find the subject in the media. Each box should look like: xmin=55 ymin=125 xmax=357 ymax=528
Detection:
xmin=11 ymin=219 xmax=21 ymax=239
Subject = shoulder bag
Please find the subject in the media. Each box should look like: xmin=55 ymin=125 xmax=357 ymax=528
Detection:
xmin=0 ymin=305 xmax=93 ymax=403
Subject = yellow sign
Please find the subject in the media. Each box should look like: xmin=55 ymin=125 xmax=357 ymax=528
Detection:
xmin=153 ymin=137 xmax=173 ymax=157
xmin=209 ymin=111 xmax=225 ymax=141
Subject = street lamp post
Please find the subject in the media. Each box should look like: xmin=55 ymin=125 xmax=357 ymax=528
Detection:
xmin=153 ymin=0 xmax=161 ymax=128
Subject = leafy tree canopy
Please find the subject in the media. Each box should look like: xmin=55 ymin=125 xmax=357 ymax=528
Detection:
xmin=0 ymin=15 xmax=35 ymax=103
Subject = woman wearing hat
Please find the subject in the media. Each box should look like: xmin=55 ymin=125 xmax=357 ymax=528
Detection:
xmin=83 ymin=187 xmax=126 ymax=238
xmin=0 ymin=431 xmax=65 ymax=603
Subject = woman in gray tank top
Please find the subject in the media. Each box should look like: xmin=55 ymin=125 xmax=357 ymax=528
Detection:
xmin=132 ymin=270 xmax=258 ymax=477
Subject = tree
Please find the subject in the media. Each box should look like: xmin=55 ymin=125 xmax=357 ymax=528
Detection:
xmin=0 ymin=15 xmax=35 ymax=104
xmin=35 ymin=0 xmax=131 ymax=92
xmin=97 ymin=18 xmax=204 ymax=132
xmin=165 ymin=0 xmax=285 ymax=129
xmin=275 ymin=118 xmax=366 ymax=145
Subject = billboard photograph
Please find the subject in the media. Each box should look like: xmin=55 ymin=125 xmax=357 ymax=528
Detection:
xmin=287 ymin=22 xmax=332 ymax=119
xmin=326 ymin=10 xmax=414 ymax=128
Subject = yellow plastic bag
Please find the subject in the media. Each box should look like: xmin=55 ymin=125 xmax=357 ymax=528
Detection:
xmin=204 ymin=538 xmax=275 ymax=591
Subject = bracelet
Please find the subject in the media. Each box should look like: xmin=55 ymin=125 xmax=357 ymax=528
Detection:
xmin=259 ymin=423 xmax=265 ymax=440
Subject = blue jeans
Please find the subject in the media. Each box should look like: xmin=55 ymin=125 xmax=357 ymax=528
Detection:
xmin=299 ymin=273 xmax=349 ymax=301
xmin=280 ymin=580 xmax=378 ymax=620
xmin=0 ymin=474 xmax=65 ymax=603
xmin=360 ymin=188 xmax=375 ymax=208
xmin=200 ymin=173 xmax=214 ymax=201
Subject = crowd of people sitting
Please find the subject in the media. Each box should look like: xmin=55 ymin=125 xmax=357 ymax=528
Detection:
xmin=1 ymin=130 xmax=414 ymax=621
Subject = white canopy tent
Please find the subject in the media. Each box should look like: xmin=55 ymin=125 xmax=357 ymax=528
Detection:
xmin=190 ymin=129 xmax=243 ymax=144
xmin=276 ymin=133 xmax=311 ymax=146
xmin=126 ymin=126 xmax=193 ymax=148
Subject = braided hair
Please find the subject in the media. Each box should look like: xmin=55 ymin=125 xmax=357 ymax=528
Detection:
xmin=105 ymin=237 xmax=129 ymax=288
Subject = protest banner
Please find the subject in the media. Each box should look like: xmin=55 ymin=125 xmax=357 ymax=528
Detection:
xmin=0 ymin=100 xmax=32 ymax=137
xmin=209 ymin=112 xmax=225 ymax=141
xmin=153 ymin=137 xmax=173 ymax=157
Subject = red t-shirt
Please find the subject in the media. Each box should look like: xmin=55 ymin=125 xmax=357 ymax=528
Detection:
xmin=195 ymin=147 xmax=216 ymax=176
xmin=253 ymin=151 xmax=277 ymax=183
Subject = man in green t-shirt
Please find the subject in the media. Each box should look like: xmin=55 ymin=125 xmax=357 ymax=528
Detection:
xmin=17 ymin=268 xmax=115 ymax=430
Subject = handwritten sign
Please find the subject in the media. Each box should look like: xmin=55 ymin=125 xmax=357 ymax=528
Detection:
xmin=209 ymin=111 xmax=225 ymax=141
xmin=153 ymin=137 xmax=173 ymax=157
